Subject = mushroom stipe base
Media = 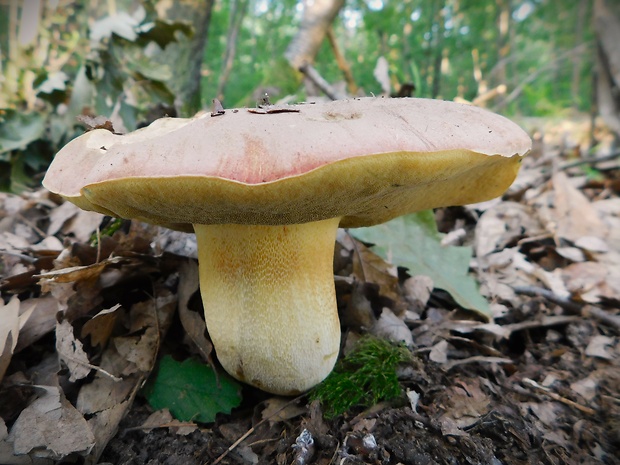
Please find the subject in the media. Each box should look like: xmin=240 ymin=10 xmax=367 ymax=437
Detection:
xmin=194 ymin=218 xmax=342 ymax=395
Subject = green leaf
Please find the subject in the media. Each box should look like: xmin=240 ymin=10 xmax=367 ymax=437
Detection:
xmin=352 ymin=211 xmax=491 ymax=318
xmin=142 ymin=356 xmax=242 ymax=423
xmin=0 ymin=110 xmax=46 ymax=155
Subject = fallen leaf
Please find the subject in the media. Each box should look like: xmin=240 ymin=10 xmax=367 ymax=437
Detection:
xmin=552 ymin=172 xmax=608 ymax=242
xmin=76 ymin=114 xmax=115 ymax=132
xmin=56 ymin=319 xmax=92 ymax=382
xmin=584 ymin=335 xmax=615 ymax=360
xmin=81 ymin=304 xmax=121 ymax=348
xmin=437 ymin=379 xmax=491 ymax=430
xmin=429 ymin=339 xmax=449 ymax=364
xmin=353 ymin=211 xmax=491 ymax=317
xmin=0 ymin=297 xmax=21 ymax=383
xmin=178 ymin=260 xmax=213 ymax=363
xmin=370 ymin=307 xmax=413 ymax=345
xmin=260 ymin=397 xmax=307 ymax=424
xmin=7 ymin=385 xmax=95 ymax=460
xmin=0 ymin=417 xmax=33 ymax=465
xmin=0 ymin=296 xmax=36 ymax=383
xmin=570 ymin=375 xmax=599 ymax=401
xmin=142 ymin=356 xmax=242 ymax=423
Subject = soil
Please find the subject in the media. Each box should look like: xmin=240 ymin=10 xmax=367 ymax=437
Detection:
xmin=98 ymin=306 xmax=620 ymax=465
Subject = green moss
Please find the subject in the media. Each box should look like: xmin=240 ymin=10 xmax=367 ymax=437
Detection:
xmin=89 ymin=217 xmax=123 ymax=245
xmin=310 ymin=336 xmax=412 ymax=418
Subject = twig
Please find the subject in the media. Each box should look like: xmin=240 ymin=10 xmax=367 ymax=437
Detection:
xmin=501 ymin=315 xmax=581 ymax=335
xmin=210 ymin=395 xmax=305 ymax=465
xmin=521 ymin=378 xmax=597 ymax=415
xmin=513 ymin=285 xmax=583 ymax=313
xmin=123 ymin=421 xmax=199 ymax=433
xmin=444 ymin=355 xmax=513 ymax=370
xmin=298 ymin=63 xmax=347 ymax=100
xmin=326 ymin=26 xmax=357 ymax=95
xmin=560 ymin=151 xmax=620 ymax=171
xmin=513 ymin=285 xmax=620 ymax=330
xmin=582 ymin=306 xmax=620 ymax=331
xmin=57 ymin=350 xmax=122 ymax=382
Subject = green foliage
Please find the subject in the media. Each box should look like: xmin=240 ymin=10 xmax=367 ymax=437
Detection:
xmin=142 ymin=356 xmax=242 ymax=423
xmin=310 ymin=336 xmax=411 ymax=419
xmin=0 ymin=111 xmax=51 ymax=192
xmin=0 ymin=3 xmax=191 ymax=192
xmin=0 ymin=1 xmax=596 ymax=190
xmin=89 ymin=218 xmax=124 ymax=246
xmin=352 ymin=211 xmax=491 ymax=317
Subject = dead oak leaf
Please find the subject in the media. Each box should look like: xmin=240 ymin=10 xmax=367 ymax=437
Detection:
xmin=56 ymin=319 xmax=92 ymax=382
xmin=0 ymin=296 xmax=36 ymax=384
xmin=7 ymin=385 xmax=95 ymax=460
xmin=552 ymin=172 xmax=608 ymax=243
xmin=76 ymin=114 xmax=115 ymax=133
xmin=81 ymin=304 xmax=121 ymax=348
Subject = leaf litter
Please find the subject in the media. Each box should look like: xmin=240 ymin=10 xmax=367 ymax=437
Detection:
xmin=0 ymin=116 xmax=619 ymax=464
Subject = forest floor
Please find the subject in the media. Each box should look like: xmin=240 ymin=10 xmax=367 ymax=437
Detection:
xmin=1 ymin=115 xmax=619 ymax=465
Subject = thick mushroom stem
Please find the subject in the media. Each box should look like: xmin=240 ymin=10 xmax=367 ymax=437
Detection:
xmin=193 ymin=217 xmax=342 ymax=395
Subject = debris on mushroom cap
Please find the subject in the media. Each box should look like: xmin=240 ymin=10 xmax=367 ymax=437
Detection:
xmin=43 ymin=97 xmax=531 ymax=230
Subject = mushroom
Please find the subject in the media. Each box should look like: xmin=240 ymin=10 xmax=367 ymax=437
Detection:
xmin=42 ymin=97 xmax=531 ymax=395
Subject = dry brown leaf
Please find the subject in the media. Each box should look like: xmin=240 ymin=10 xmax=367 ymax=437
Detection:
xmin=47 ymin=201 xmax=103 ymax=243
xmin=552 ymin=172 xmax=608 ymax=242
xmin=115 ymin=298 xmax=166 ymax=374
xmin=178 ymin=259 xmax=213 ymax=363
xmin=75 ymin=288 xmax=176 ymax=463
xmin=0 ymin=297 xmax=36 ymax=383
xmin=81 ymin=304 xmax=121 ymax=348
xmin=570 ymin=375 xmax=599 ymax=402
xmin=562 ymin=261 xmax=611 ymax=302
xmin=437 ymin=379 xmax=490 ymax=433
xmin=352 ymin=242 xmax=400 ymax=303
xmin=139 ymin=409 xmax=199 ymax=435
xmin=36 ymin=256 xmax=126 ymax=283
xmin=15 ymin=295 xmax=58 ymax=352
xmin=475 ymin=201 xmax=542 ymax=258
xmin=584 ymin=335 xmax=615 ymax=360
xmin=7 ymin=385 xmax=95 ymax=461
xmin=370 ymin=308 xmax=413 ymax=345
xmin=0 ymin=297 xmax=20 ymax=384
xmin=429 ymin=339 xmax=449 ymax=364
xmin=402 ymin=275 xmax=433 ymax=311
xmin=260 ymin=397 xmax=307 ymax=424
xmin=56 ymin=319 xmax=92 ymax=382
xmin=0 ymin=417 xmax=35 ymax=465
xmin=141 ymin=408 xmax=174 ymax=429
xmin=47 ymin=200 xmax=80 ymax=236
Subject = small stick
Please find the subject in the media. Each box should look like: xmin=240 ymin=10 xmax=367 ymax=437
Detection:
xmin=522 ymin=378 xmax=597 ymax=416
xmin=445 ymin=355 xmax=513 ymax=370
xmin=298 ymin=63 xmax=347 ymax=100
xmin=513 ymin=285 xmax=582 ymax=313
xmin=560 ymin=151 xmax=620 ymax=170
xmin=210 ymin=395 xmax=305 ymax=465
xmin=513 ymin=285 xmax=620 ymax=330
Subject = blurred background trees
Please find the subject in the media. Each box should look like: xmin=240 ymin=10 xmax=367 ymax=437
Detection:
xmin=0 ymin=0 xmax=610 ymax=192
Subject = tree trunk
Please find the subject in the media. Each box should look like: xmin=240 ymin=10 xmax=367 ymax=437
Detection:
xmin=285 ymin=0 xmax=345 ymax=70
xmin=571 ymin=0 xmax=588 ymax=109
xmin=326 ymin=26 xmax=357 ymax=95
xmin=494 ymin=0 xmax=511 ymax=89
xmin=216 ymin=0 xmax=249 ymax=103
xmin=430 ymin=5 xmax=445 ymax=99
xmin=161 ymin=0 xmax=214 ymax=117
xmin=594 ymin=0 xmax=620 ymax=135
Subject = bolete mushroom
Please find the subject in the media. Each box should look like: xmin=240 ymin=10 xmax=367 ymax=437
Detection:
xmin=43 ymin=97 xmax=531 ymax=395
